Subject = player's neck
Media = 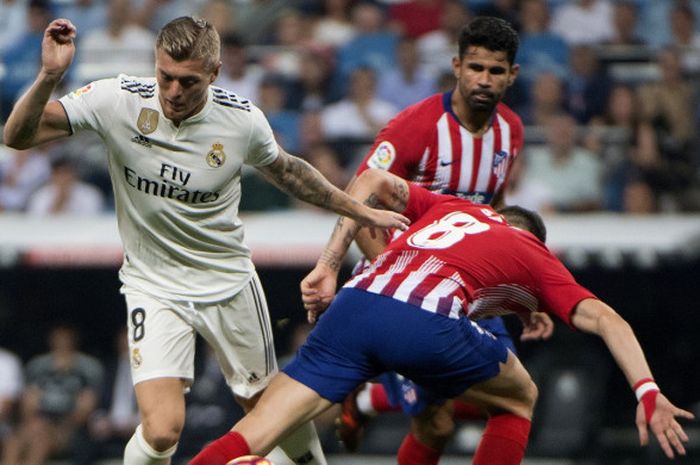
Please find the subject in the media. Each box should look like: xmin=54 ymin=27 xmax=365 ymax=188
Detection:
xmin=451 ymin=92 xmax=493 ymax=137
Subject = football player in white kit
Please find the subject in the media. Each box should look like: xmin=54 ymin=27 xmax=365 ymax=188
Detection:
xmin=3 ymin=16 xmax=409 ymax=465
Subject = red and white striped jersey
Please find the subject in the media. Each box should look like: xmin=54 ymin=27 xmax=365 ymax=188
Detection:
xmin=356 ymin=92 xmax=524 ymax=204
xmin=345 ymin=184 xmax=595 ymax=325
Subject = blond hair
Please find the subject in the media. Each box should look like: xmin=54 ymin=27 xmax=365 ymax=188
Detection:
xmin=156 ymin=16 xmax=221 ymax=71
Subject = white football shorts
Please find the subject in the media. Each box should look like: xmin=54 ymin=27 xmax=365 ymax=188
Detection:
xmin=121 ymin=274 xmax=278 ymax=399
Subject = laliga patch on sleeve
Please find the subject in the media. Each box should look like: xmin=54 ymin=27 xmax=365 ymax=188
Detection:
xmin=69 ymin=82 xmax=94 ymax=99
xmin=367 ymin=141 xmax=396 ymax=170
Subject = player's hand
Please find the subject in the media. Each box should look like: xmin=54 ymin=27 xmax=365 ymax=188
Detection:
xmin=357 ymin=207 xmax=409 ymax=232
xmin=41 ymin=19 xmax=77 ymax=79
xmin=519 ymin=312 xmax=554 ymax=341
xmin=301 ymin=265 xmax=338 ymax=324
xmin=636 ymin=392 xmax=694 ymax=459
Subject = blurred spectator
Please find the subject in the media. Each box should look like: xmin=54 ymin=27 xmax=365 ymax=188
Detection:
xmin=637 ymin=47 xmax=696 ymax=157
xmin=75 ymin=0 xmax=156 ymax=84
xmin=234 ymin=0 xmax=294 ymax=45
xmin=26 ymin=156 xmax=105 ymax=215
xmin=605 ymin=0 xmax=645 ymax=46
xmin=473 ymin=0 xmax=520 ymax=31
xmin=550 ymin=0 xmax=614 ymax=45
xmin=387 ymin=0 xmax=444 ymax=39
xmin=522 ymin=113 xmax=603 ymax=212
xmin=80 ymin=327 xmax=138 ymax=464
xmin=377 ymin=36 xmax=436 ymax=110
xmin=564 ymin=45 xmax=612 ymax=124
xmin=286 ymin=51 xmax=333 ymax=112
xmin=51 ymin=0 xmax=107 ymax=36
xmin=0 ymin=147 xmax=52 ymax=213
xmin=310 ymin=0 xmax=357 ymax=50
xmin=636 ymin=47 xmax=697 ymax=210
xmin=1 ymin=325 xmax=103 ymax=465
xmin=622 ymin=176 xmax=658 ymax=214
xmin=298 ymin=110 xmax=325 ymax=153
xmin=332 ymin=2 xmax=399 ymax=100
xmin=304 ymin=143 xmax=349 ymax=190
xmin=416 ymin=0 xmax=470 ymax=78
xmin=129 ymin=0 xmax=198 ymax=32
xmin=0 ymin=348 xmax=22 ymax=454
xmin=519 ymin=71 xmax=566 ymax=126
xmin=257 ymin=75 xmax=301 ymax=153
xmin=198 ymin=0 xmax=237 ymax=37
xmin=321 ymin=66 xmax=398 ymax=141
xmin=667 ymin=1 xmax=700 ymax=75
xmin=260 ymin=8 xmax=310 ymax=78
xmin=216 ymin=33 xmax=264 ymax=104
xmin=515 ymin=0 xmax=569 ymax=101
xmin=0 ymin=0 xmax=28 ymax=56
xmin=0 ymin=0 xmax=53 ymax=121
xmin=504 ymin=153 xmax=555 ymax=214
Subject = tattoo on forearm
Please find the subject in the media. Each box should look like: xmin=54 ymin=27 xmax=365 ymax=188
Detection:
xmin=319 ymin=216 xmax=360 ymax=271
xmin=389 ymin=179 xmax=409 ymax=211
xmin=274 ymin=155 xmax=334 ymax=207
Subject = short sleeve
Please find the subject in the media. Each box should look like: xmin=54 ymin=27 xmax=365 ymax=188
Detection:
xmin=58 ymin=78 xmax=118 ymax=134
xmin=355 ymin=105 xmax=426 ymax=178
xmin=245 ymin=106 xmax=279 ymax=167
xmin=536 ymin=251 xmax=597 ymax=327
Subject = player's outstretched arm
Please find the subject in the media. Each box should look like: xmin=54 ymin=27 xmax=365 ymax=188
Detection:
xmin=257 ymin=149 xmax=409 ymax=231
xmin=3 ymin=19 xmax=75 ymax=149
xmin=301 ymin=170 xmax=411 ymax=322
xmin=571 ymin=298 xmax=694 ymax=458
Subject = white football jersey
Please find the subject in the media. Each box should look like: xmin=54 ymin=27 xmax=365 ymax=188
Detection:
xmin=59 ymin=75 xmax=279 ymax=302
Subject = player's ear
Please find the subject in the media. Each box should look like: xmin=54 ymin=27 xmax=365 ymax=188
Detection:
xmin=452 ymin=56 xmax=461 ymax=78
xmin=210 ymin=61 xmax=222 ymax=84
xmin=507 ymin=63 xmax=520 ymax=87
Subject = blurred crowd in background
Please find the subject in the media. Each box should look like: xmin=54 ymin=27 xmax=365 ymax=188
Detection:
xmin=2 ymin=1 xmax=700 ymax=463
xmin=1 ymin=0 xmax=700 ymax=216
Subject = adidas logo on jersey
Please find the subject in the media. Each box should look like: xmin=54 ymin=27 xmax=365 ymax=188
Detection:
xmin=131 ymin=134 xmax=153 ymax=147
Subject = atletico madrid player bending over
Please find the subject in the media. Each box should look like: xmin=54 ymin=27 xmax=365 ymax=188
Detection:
xmin=190 ymin=169 xmax=693 ymax=465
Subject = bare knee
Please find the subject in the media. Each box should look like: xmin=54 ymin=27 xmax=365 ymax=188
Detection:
xmin=141 ymin=415 xmax=184 ymax=451
xmin=235 ymin=390 xmax=264 ymax=413
xmin=412 ymin=403 xmax=455 ymax=450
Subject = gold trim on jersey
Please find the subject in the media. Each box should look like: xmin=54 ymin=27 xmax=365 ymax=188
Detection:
xmin=206 ymin=143 xmax=226 ymax=168
xmin=137 ymin=108 xmax=159 ymax=135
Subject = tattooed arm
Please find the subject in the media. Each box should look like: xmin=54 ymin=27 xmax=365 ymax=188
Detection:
xmin=256 ymin=147 xmax=409 ymax=230
xmin=300 ymin=169 xmax=410 ymax=322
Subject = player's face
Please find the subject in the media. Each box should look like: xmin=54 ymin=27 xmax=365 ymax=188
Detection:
xmin=453 ymin=46 xmax=519 ymax=113
xmin=155 ymin=49 xmax=220 ymax=125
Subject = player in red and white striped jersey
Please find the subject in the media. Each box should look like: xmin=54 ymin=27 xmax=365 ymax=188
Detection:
xmin=341 ymin=17 xmax=541 ymax=462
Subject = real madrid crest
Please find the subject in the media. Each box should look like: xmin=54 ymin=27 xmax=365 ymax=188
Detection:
xmin=131 ymin=348 xmax=142 ymax=369
xmin=206 ymin=143 xmax=226 ymax=168
xmin=137 ymin=108 xmax=159 ymax=135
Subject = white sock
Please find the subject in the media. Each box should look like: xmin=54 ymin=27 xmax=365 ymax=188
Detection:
xmin=124 ymin=424 xmax=178 ymax=465
xmin=356 ymin=383 xmax=377 ymax=416
xmin=276 ymin=421 xmax=327 ymax=465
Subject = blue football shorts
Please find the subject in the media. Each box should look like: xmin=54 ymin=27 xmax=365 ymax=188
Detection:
xmin=284 ymin=288 xmax=509 ymax=403
xmin=379 ymin=316 xmax=516 ymax=415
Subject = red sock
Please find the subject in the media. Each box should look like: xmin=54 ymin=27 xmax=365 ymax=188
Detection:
xmin=472 ymin=414 xmax=531 ymax=465
xmin=453 ymin=401 xmax=484 ymax=420
xmin=397 ymin=432 xmax=441 ymax=465
xmin=370 ymin=383 xmax=401 ymax=413
xmin=188 ymin=431 xmax=250 ymax=465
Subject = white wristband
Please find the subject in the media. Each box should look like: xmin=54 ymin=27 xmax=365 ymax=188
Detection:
xmin=635 ymin=381 xmax=659 ymax=402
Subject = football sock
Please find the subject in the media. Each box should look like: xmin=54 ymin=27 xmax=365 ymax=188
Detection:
xmin=472 ymin=414 xmax=531 ymax=465
xmin=397 ymin=433 xmax=441 ymax=465
xmin=123 ymin=424 xmax=177 ymax=465
xmin=453 ymin=400 xmax=484 ymax=420
xmin=188 ymin=431 xmax=250 ymax=465
xmin=277 ymin=421 xmax=327 ymax=465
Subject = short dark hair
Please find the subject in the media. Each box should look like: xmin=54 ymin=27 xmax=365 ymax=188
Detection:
xmin=497 ymin=205 xmax=547 ymax=243
xmin=458 ymin=16 xmax=519 ymax=64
